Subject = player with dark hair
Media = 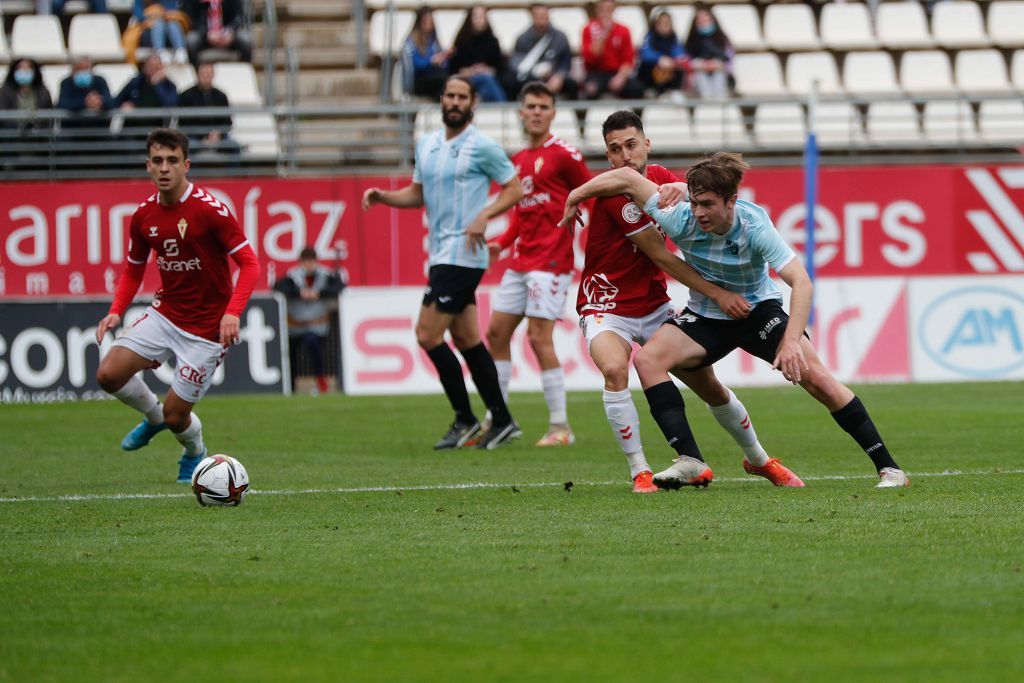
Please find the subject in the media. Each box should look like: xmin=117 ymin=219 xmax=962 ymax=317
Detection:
xmin=562 ymin=151 xmax=909 ymax=489
xmin=484 ymin=81 xmax=591 ymax=446
xmin=95 ymin=128 xmax=260 ymax=483
xmin=361 ymin=75 xmax=525 ymax=450
xmin=566 ymin=111 xmax=802 ymax=492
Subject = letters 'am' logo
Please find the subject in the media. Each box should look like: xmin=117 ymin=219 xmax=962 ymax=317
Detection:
xmin=919 ymin=286 xmax=1024 ymax=378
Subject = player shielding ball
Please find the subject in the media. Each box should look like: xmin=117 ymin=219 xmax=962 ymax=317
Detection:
xmin=563 ymin=151 xmax=909 ymax=488
xmin=485 ymin=81 xmax=592 ymax=446
xmin=95 ymin=128 xmax=260 ymax=483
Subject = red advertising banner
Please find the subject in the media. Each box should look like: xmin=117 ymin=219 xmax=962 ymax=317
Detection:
xmin=2 ymin=164 xmax=1023 ymax=298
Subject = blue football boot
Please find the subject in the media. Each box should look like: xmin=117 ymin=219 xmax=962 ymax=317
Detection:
xmin=121 ymin=420 xmax=168 ymax=451
xmin=177 ymin=448 xmax=206 ymax=484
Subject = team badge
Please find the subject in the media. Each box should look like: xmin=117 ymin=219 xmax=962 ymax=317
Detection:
xmin=621 ymin=202 xmax=643 ymax=224
xmin=178 ymin=219 xmax=188 ymax=239
xmin=521 ymin=176 xmax=534 ymax=194
xmin=535 ymin=157 xmax=544 ymax=174
xmin=148 ymin=226 xmax=159 ymax=237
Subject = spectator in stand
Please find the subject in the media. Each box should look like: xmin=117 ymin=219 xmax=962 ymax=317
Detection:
xmin=57 ymin=57 xmax=115 ymax=134
xmin=402 ymin=6 xmax=451 ymax=100
xmin=274 ymin=247 xmax=345 ymax=395
xmin=184 ymin=0 xmax=253 ymax=67
xmin=130 ymin=0 xmax=191 ymax=65
xmin=638 ymin=7 xmax=688 ymax=102
xmin=115 ymin=53 xmax=179 ymax=135
xmin=503 ymin=4 xmax=578 ymax=102
xmin=448 ymin=5 xmax=507 ymax=103
xmin=0 ymin=58 xmax=53 ymax=134
xmin=177 ymin=61 xmax=240 ymax=156
xmin=684 ymin=3 xmax=734 ymax=99
xmin=40 ymin=0 xmax=107 ymax=15
xmin=581 ymin=0 xmax=644 ymax=101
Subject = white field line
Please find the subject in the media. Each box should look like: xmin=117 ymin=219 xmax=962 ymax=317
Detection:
xmin=1 ymin=468 xmax=1022 ymax=504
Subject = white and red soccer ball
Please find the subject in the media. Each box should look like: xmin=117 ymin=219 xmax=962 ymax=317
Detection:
xmin=191 ymin=454 xmax=249 ymax=507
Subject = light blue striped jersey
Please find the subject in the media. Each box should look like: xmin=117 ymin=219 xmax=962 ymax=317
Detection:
xmin=413 ymin=125 xmax=517 ymax=269
xmin=643 ymin=195 xmax=796 ymax=320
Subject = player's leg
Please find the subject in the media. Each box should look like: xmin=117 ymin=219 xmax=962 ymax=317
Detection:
xmin=487 ymin=269 xmax=528 ymax=407
xmin=416 ymin=302 xmax=479 ymax=449
xmin=450 ymin=305 xmax=522 ymax=450
xmin=162 ymin=390 xmax=207 ymax=483
xmin=524 ymin=271 xmax=574 ymax=446
xmin=164 ymin=334 xmax=226 ymax=483
xmin=675 ymin=366 xmax=804 ymax=487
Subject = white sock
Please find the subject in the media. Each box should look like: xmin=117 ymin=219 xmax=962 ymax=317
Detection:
xmin=707 ymin=389 xmax=769 ymax=466
xmin=173 ymin=412 xmax=205 ymax=457
xmin=112 ymin=373 xmax=164 ymax=425
xmin=541 ymin=367 xmax=568 ymax=426
xmin=495 ymin=359 xmax=512 ymax=406
xmin=604 ymin=389 xmax=647 ymax=476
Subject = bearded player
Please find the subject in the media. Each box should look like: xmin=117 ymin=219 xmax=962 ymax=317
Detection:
xmin=95 ymin=128 xmax=260 ymax=483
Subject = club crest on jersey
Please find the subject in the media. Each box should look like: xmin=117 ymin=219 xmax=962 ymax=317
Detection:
xmin=621 ymin=202 xmax=643 ymax=224
xmin=521 ymin=175 xmax=534 ymax=194
xmin=534 ymin=157 xmax=544 ymax=174
xmin=178 ymin=218 xmax=188 ymax=239
xmin=148 ymin=226 xmax=159 ymax=237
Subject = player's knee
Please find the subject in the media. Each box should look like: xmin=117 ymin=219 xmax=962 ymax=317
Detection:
xmin=162 ymin=406 xmax=191 ymax=432
xmin=602 ymin=364 xmax=630 ymax=390
xmin=526 ymin=327 xmax=553 ymax=355
xmin=633 ymin=347 xmax=664 ymax=380
xmin=95 ymin=365 xmax=125 ymax=393
xmin=415 ymin=328 xmax=441 ymax=350
xmin=485 ymin=326 xmax=504 ymax=350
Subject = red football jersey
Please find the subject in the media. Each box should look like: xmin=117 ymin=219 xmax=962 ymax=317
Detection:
xmin=509 ymin=135 xmax=591 ymax=274
xmin=126 ymin=183 xmax=249 ymax=341
xmin=576 ymin=164 xmax=677 ymax=319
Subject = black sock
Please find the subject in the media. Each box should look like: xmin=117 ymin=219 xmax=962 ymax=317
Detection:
xmin=460 ymin=343 xmax=511 ymax=426
xmin=830 ymin=396 xmax=899 ymax=472
xmin=426 ymin=343 xmax=474 ymax=424
xmin=643 ymin=381 xmax=703 ymax=461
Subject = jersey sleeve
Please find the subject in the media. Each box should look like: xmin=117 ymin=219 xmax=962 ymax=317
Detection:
xmin=478 ymin=138 xmax=517 ymax=185
xmin=749 ymin=213 xmax=797 ymax=272
xmin=126 ymin=210 xmax=151 ymax=265
xmin=412 ymin=138 xmax=423 ymax=184
xmin=564 ymin=151 xmax=592 ymax=189
xmin=211 ymin=203 xmax=250 ymax=255
xmin=642 ymin=193 xmax=690 ymax=240
xmin=605 ymin=194 xmax=655 ymax=237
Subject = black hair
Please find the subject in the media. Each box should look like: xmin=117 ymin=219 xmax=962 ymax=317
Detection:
xmin=3 ymin=57 xmax=44 ymax=89
xmin=518 ymin=80 xmax=555 ymax=104
xmin=146 ymin=128 xmax=190 ymax=159
xmin=601 ymin=109 xmax=644 ymax=140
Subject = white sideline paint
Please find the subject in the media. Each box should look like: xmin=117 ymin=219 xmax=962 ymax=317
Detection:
xmin=0 ymin=469 xmax=1022 ymax=504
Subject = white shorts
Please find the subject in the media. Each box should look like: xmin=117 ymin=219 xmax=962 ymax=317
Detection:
xmin=113 ymin=307 xmax=226 ymax=403
xmin=491 ymin=269 xmax=572 ymax=321
xmin=578 ymin=302 xmax=676 ymax=350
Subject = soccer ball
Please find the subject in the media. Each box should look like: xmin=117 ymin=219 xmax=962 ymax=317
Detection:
xmin=191 ymin=455 xmax=250 ymax=507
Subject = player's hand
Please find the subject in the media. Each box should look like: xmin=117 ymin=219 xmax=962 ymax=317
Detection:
xmin=487 ymin=242 xmax=502 ymax=265
xmin=361 ymin=188 xmax=383 ymax=211
xmin=714 ymin=291 xmax=751 ymax=320
xmin=95 ymin=313 xmax=121 ymax=343
xmin=559 ymin=191 xmax=584 ymax=230
xmin=772 ymin=338 xmax=808 ymax=385
xmin=220 ymin=314 xmax=241 ymax=347
xmin=464 ymin=213 xmax=488 ymax=252
xmin=658 ymin=182 xmax=688 ymax=209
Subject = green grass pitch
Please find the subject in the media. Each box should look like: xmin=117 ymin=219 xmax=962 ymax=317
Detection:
xmin=1 ymin=381 xmax=1023 ymax=682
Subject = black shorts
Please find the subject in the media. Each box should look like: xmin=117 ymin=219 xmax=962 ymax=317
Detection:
xmin=664 ymin=299 xmax=806 ymax=369
xmin=423 ymin=265 xmax=485 ymax=313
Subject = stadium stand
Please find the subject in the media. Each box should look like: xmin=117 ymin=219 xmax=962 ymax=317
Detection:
xmin=1013 ymin=50 xmax=1024 ymax=90
xmin=955 ymin=49 xmax=1015 ymax=94
xmin=752 ymin=102 xmax=805 ymax=147
xmin=762 ymin=4 xmax=821 ymax=52
xmin=923 ymin=100 xmax=978 ymax=144
xmin=932 ymin=0 xmax=991 ymax=49
xmin=900 ymin=50 xmax=956 ymax=96
xmin=731 ymin=52 xmax=786 ymax=98
xmin=866 ymin=100 xmax=924 ymax=145
xmin=819 ymin=3 xmax=878 ymax=51
xmin=10 ymin=15 xmax=68 ymax=63
xmin=786 ymin=51 xmax=844 ymax=96
xmin=67 ymin=13 xmax=126 ymax=63
xmin=691 ymin=102 xmax=748 ymax=147
xmin=710 ymin=4 xmax=764 ymax=52
xmin=843 ymin=51 xmax=902 ymax=96
xmin=0 ymin=21 xmax=10 ymax=63
xmin=641 ymin=103 xmax=692 ymax=149
xmin=988 ymin=1 xmax=1024 ymax=48
xmin=876 ymin=2 xmax=936 ymax=50
xmin=978 ymin=99 xmax=1024 ymax=142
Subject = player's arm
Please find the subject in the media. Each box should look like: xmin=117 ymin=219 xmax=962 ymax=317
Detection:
xmin=489 ymin=208 xmax=520 ymax=263
xmin=220 ymin=243 xmax=261 ymax=346
xmin=465 ymin=175 xmax=523 ymax=253
xmin=361 ymin=181 xmax=424 ymax=210
xmin=559 ymin=168 xmax=658 ymax=229
xmin=628 ymin=229 xmax=751 ymax=320
xmin=96 ymin=217 xmax=150 ymax=343
xmin=773 ymin=258 xmax=812 ymax=384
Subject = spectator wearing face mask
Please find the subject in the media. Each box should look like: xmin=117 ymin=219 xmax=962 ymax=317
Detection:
xmin=684 ymin=3 xmax=734 ymax=99
xmin=0 ymin=58 xmax=54 ymax=134
xmin=57 ymin=56 xmax=116 ymax=131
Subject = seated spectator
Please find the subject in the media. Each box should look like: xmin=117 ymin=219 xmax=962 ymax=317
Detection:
xmin=274 ymin=247 xmax=345 ymax=395
xmin=503 ymin=3 xmax=578 ymax=102
xmin=639 ymin=7 xmax=688 ymax=102
xmin=56 ymin=57 xmax=115 ymax=133
xmin=184 ymin=0 xmax=253 ymax=67
xmin=115 ymin=53 xmax=179 ymax=135
xmin=39 ymin=0 xmax=107 ymax=15
xmin=401 ymin=6 xmax=451 ymax=100
xmin=448 ymin=5 xmax=507 ymax=103
xmin=684 ymin=3 xmax=734 ymax=99
xmin=0 ymin=58 xmax=54 ymax=135
xmin=581 ymin=0 xmax=644 ymax=101
xmin=126 ymin=0 xmax=191 ymax=65
xmin=177 ymin=61 xmax=240 ymax=156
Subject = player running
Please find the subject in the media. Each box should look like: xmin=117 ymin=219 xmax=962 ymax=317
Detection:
xmin=94 ymin=128 xmax=260 ymax=483
xmin=563 ymin=151 xmax=909 ymax=489
xmin=567 ymin=110 xmax=803 ymax=492
xmin=484 ymin=81 xmax=592 ymax=447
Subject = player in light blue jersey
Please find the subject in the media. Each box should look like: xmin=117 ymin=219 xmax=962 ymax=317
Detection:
xmin=562 ymin=152 xmax=908 ymax=488
xmin=361 ymin=76 xmax=525 ymax=451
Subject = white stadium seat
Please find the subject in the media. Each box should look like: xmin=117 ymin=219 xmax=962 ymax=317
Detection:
xmin=434 ymin=10 xmax=464 ymax=48
xmin=978 ymin=100 xmax=1024 ymax=142
xmin=988 ymin=2 xmax=1024 ymax=48
xmin=582 ymin=105 xmax=624 ymax=151
xmin=641 ymin=104 xmax=692 ymax=149
xmin=786 ymin=52 xmax=844 ymax=96
xmin=955 ymin=50 xmax=1014 ymax=94
xmin=866 ymin=101 xmax=923 ymax=144
xmin=233 ymin=112 xmax=280 ymax=157
xmin=614 ymin=6 xmax=649 ymax=48
xmin=814 ymin=102 xmax=862 ymax=147
xmin=923 ymin=100 xmax=978 ymax=144
xmin=876 ymin=2 xmax=935 ymax=50
xmin=763 ymin=4 xmax=821 ymax=52
xmin=0 ymin=25 xmax=10 ymax=64
xmin=11 ymin=15 xmax=68 ymax=63
xmin=41 ymin=64 xmax=71 ymax=101
xmin=551 ymin=108 xmax=581 ymax=148
xmin=711 ymin=5 xmax=765 ymax=52
xmin=165 ymin=64 xmax=197 ymax=92
xmin=472 ymin=106 xmax=521 ymax=149
xmin=692 ymin=103 xmax=749 ymax=148
xmin=369 ymin=10 xmax=414 ymax=57
xmin=487 ymin=9 xmax=531 ymax=53
xmin=549 ymin=8 xmax=588 ymax=54
xmin=414 ymin=105 xmax=442 ymax=141
xmin=932 ymin=1 xmax=990 ymax=49
xmin=900 ymin=51 xmax=956 ymax=96
xmin=820 ymin=3 xmax=878 ymax=51
xmin=732 ymin=52 xmax=787 ymax=98
xmin=1012 ymin=50 xmax=1024 ymax=90
xmin=665 ymin=7 xmax=696 ymax=48
xmin=68 ymin=14 xmax=125 ymax=63
xmin=843 ymin=51 xmax=902 ymax=96
xmin=213 ymin=62 xmax=261 ymax=105
xmin=93 ymin=63 xmax=138 ymax=96
xmin=753 ymin=103 xmax=805 ymax=147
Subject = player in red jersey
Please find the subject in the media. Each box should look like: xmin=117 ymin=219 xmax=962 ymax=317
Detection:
xmin=485 ymin=81 xmax=592 ymax=446
xmin=94 ymin=128 xmax=260 ymax=483
xmin=564 ymin=110 xmax=803 ymax=492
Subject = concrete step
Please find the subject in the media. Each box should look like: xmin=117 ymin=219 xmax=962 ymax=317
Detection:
xmin=281 ymin=23 xmax=358 ymax=49
xmin=254 ymin=46 xmax=361 ymax=68
xmin=278 ymin=0 xmax=353 ymax=20
xmin=272 ymin=68 xmax=379 ymax=101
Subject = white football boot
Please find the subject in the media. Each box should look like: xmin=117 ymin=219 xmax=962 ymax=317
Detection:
xmin=652 ymin=455 xmax=714 ymax=489
xmin=876 ymin=467 xmax=909 ymax=488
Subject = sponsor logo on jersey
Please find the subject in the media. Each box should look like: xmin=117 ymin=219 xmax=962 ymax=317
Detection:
xmin=580 ymin=274 xmax=619 ymax=312
xmin=178 ymin=363 xmax=210 ymax=386
xmin=726 ymin=239 xmax=739 ymax=255
xmin=674 ymin=312 xmax=697 ymax=325
xmin=178 ymin=218 xmax=188 ymax=239
xmin=621 ymin=202 xmax=643 ymax=224
xmin=519 ymin=192 xmax=552 ymax=209
xmin=157 ymin=256 xmax=203 ymax=272
xmin=148 ymin=226 xmax=159 ymax=237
